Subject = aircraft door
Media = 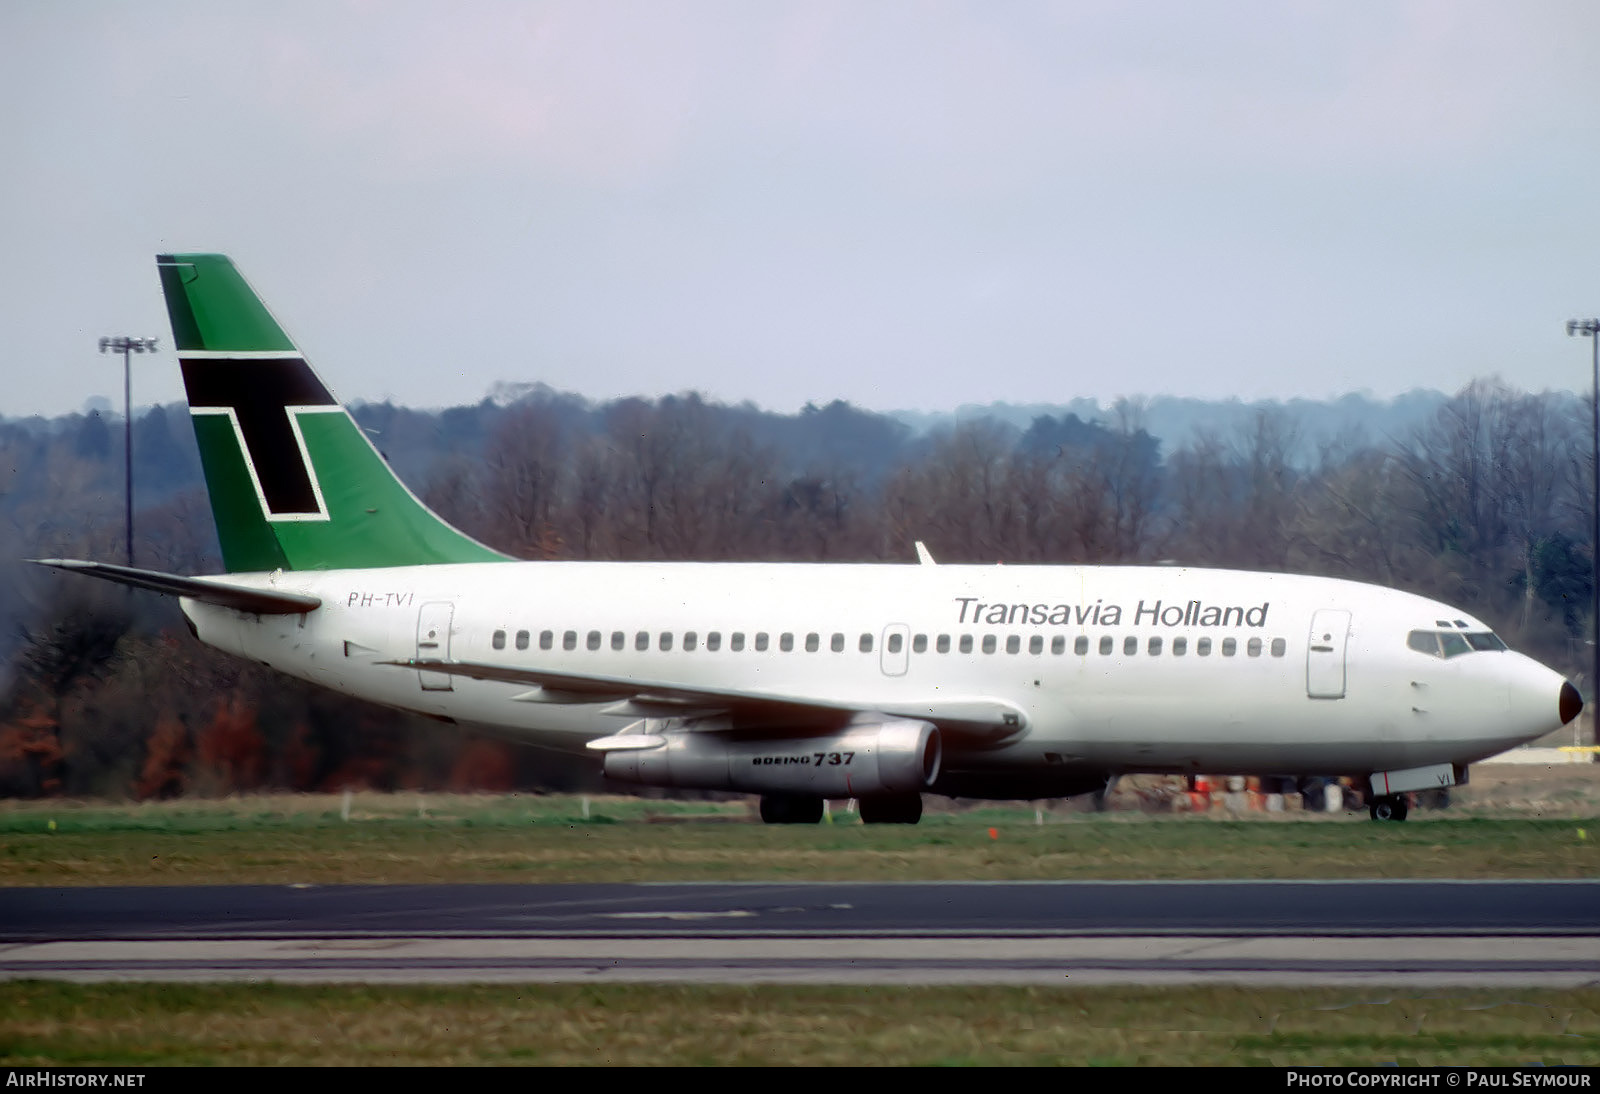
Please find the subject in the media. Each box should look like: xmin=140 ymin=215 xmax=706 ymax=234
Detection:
xmin=1306 ymin=609 xmax=1351 ymax=699
xmin=880 ymin=623 xmax=910 ymax=677
xmin=416 ymin=601 xmax=455 ymax=691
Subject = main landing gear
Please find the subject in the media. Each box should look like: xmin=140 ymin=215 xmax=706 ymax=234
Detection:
xmin=857 ymin=793 xmax=923 ymax=825
xmin=758 ymin=794 xmax=825 ymax=824
xmin=1368 ymin=795 xmax=1409 ymax=822
xmin=757 ymin=793 xmax=924 ymax=824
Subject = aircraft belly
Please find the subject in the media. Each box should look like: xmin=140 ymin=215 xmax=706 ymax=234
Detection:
xmin=1039 ymin=680 xmax=1418 ymax=774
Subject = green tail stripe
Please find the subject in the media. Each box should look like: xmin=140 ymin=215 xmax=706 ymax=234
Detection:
xmin=158 ymin=253 xmax=511 ymax=572
xmin=157 ymin=254 xmax=297 ymax=352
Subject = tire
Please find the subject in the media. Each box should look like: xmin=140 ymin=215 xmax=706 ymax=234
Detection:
xmin=759 ymin=794 xmax=824 ymax=824
xmin=858 ymin=793 xmax=923 ymax=825
xmin=1368 ymin=795 xmax=1409 ymax=822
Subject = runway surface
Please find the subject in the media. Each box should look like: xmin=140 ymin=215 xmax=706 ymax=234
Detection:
xmin=2 ymin=880 xmax=1597 ymax=984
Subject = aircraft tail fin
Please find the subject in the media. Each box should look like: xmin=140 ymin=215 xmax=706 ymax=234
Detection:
xmin=156 ymin=254 xmax=509 ymax=572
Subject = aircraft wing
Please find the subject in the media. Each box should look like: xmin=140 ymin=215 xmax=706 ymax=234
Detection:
xmin=385 ymin=657 xmax=1025 ymax=741
xmin=32 ymin=559 xmax=323 ymax=615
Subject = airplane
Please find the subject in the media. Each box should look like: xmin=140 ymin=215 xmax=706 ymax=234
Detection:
xmin=35 ymin=253 xmax=1584 ymax=824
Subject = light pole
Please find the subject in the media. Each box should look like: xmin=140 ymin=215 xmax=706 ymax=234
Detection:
xmin=97 ymin=335 xmax=158 ymax=567
xmin=1567 ymin=318 xmax=1600 ymax=746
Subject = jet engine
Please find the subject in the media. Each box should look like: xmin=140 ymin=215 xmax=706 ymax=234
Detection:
xmin=602 ymin=717 xmax=941 ymax=797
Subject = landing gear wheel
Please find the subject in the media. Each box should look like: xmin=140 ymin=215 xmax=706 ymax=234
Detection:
xmin=857 ymin=793 xmax=923 ymax=825
xmin=759 ymin=794 xmax=824 ymax=824
xmin=1369 ymin=795 xmax=1409 ymax=822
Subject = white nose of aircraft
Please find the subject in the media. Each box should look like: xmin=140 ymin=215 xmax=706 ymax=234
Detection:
xmin=1505 ymin=652 xmax=1583 ymax=747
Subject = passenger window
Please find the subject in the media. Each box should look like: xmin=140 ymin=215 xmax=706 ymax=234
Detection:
xmin=780 ymin=633 xmax=794 ymax=652
xmin=1197 ymin=637 xmax=1211 ymax=656
xmin=1148 ymin=636 xmax=1162 ymax=656
xmin=983 ymin=635 xmax=998 ymax=654
xmin=1172 ymin=637 xmax=1187 ymax=656
xmin=492 ymin=629 xmax=506 ymax=650
xmin=755 ymin=633 xmax=769 ymax=651
xmin=1247 ymin=637 xmax=1262 ymax=657
xmin=806 ymin=633 xmax=820 ymax=652
xmin=937 ymin=635 xmax=951 ymax=653
xmin=659 ymin=632 xmax=674 ymax=651
xmin=1099 ymin=635 xmax=1113 ymax=655
xmin=1051 ymin=635 xmax=1065 ymax=655
xmin=1075 ymin=635 xmax=1089 ymax=655
xmin=831 ymin=633 xmax=845 ymax=652
xmin=611 ymin=631 xmax=625 ymax=651
xmin=1221 ymin=637 xmax=1237 ymax=656
xmin=587 ymin=631 xmax=602 ymax=651
xmin=1123 ymin=636 xmax=1137 ymax=655
xmin=1006 ymin=635 xmax=1020 ymax=654
xmin=563 ymin=630 xmax=577 ymax=651
xmin=731 ymin=633 xmax=745 ymax=651
xmin=540 ymin=630 xmax=553 ymax=650
xmin=889 ymin=633 xmax=905 ymax=654
xmin=515 ymin=630 xmax=529 ymax=651
xmin=859 ymin=633 xmax=873 ymax=653
xmin=912 ymin=634 xmax=926 ymax=653
xmin=684 ymin=631 xmax=698 ymax=651
xmin=1029 ymin=635 xmax=1043 ymax=655
xmin=960 ymin=635 xmax=974 ymax=653
xmin=1270 ymin=638 xmax=1286 ymax=657
xmin=706 ymin=632 xmax=722 ymax=652
xmin=635 ymin=631 xmax=649 ymax=651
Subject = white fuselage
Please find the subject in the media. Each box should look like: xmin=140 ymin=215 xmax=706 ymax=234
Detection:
xmin=180 ymin=561 xmax=1569 ymax=782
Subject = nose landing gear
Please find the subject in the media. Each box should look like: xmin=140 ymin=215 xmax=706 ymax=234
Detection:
xmin=1368 ymin=795 xmax=1409 ymax=822
xmin=1366 ymin=762 xmax=1462 ymax=822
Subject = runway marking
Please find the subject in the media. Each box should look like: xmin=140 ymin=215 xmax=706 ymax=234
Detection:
xmin=598 ymin=911 xmax=759 ymax=921
xmin=4 ymin=936 xmax=1599 ymax=985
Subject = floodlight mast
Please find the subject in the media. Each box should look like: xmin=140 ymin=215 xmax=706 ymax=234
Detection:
xmin=97 ymin=336 xmax=158 ymax=567
xmin=1567 ymin=318 xmax=1600 ymax=749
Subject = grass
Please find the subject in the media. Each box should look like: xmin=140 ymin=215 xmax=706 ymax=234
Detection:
xmin=0 ymin=791 xmax=1597 ymax=885
xmin=2 ymin=982 xmax=1599 ymax=1065
xmin=2 ymin=790 xmax=1597 ymax=1065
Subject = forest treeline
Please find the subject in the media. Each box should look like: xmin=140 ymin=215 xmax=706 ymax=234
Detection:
xmin=0 ymin=378 xmax=1591 ymax=797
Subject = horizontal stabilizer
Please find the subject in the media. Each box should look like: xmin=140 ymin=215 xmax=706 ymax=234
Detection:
xmin=32 ymin=559 xmax=322 ymax=615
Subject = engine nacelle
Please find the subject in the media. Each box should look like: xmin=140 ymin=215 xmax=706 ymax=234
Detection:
xmin=602 ymin=717 xmax=941 ymax=797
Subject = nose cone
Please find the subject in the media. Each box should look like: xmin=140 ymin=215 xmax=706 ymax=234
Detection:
xmin=1494 ymin=653 xmax=1584 ymax=752
xmin=1561 ymin=681 xmax=1584 ymax=726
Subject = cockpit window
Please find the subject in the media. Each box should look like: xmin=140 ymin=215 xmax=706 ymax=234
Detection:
xmin=1408 ymin=631 xmax=1439 ymax=656
xmin=1407 ymin=629 xmax=1506 ymax=658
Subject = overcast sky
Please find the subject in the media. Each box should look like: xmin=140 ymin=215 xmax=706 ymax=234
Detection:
xmin=7 ymin=1 xmax=1600 ymax=419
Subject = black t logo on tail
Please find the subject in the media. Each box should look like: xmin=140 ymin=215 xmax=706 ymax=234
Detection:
xmin=182 ymin=357 xmax=338 ymax=518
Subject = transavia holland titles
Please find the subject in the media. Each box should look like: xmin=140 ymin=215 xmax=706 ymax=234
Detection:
xmin=954 ymin=597 xmax=1271 ymax=629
